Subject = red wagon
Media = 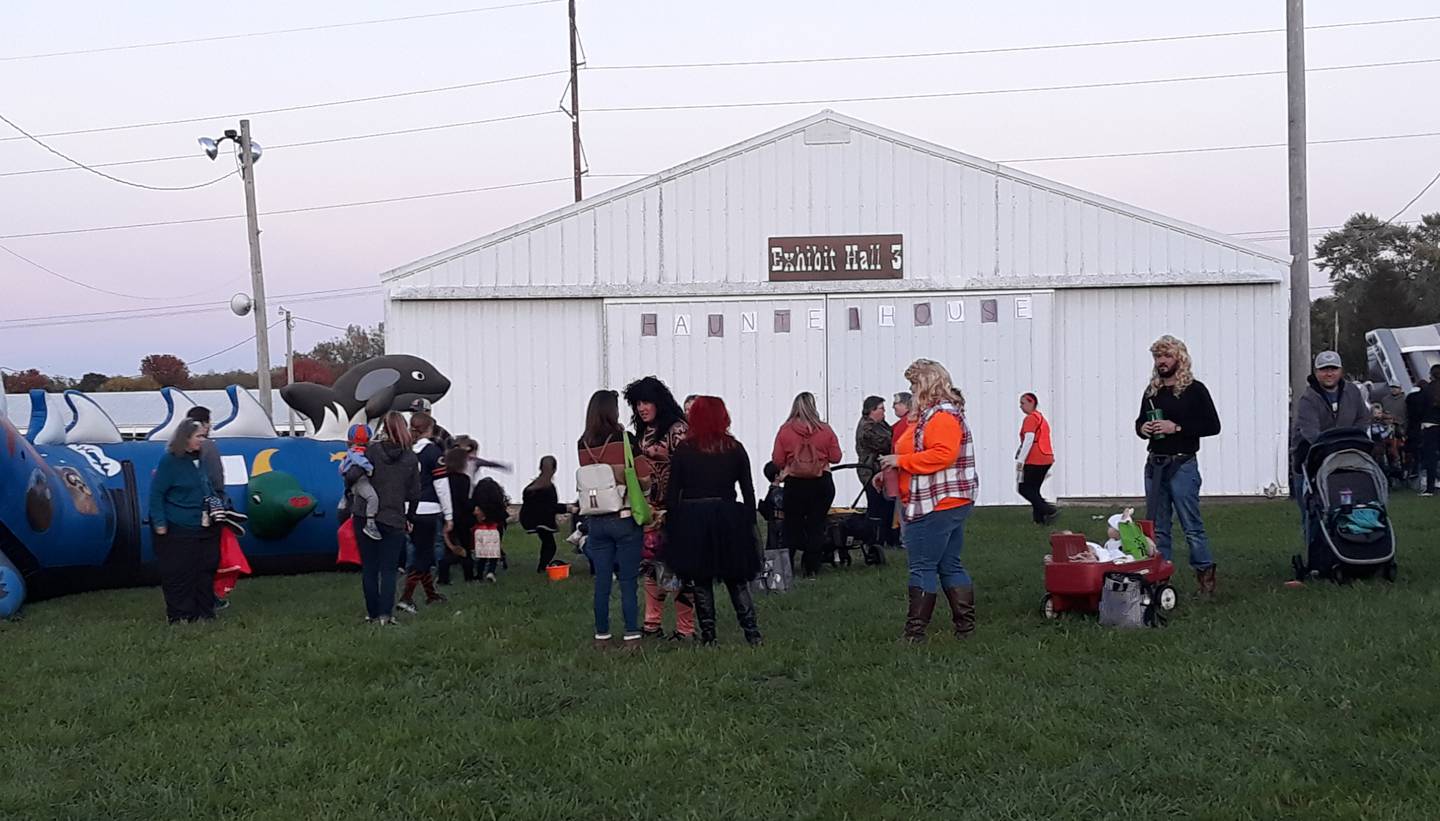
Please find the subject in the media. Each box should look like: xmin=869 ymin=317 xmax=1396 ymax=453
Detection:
xmin=1042 ymin=520 xmax=1178 ymax=619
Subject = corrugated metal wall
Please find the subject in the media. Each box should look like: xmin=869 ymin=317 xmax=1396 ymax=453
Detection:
xmin=1049 ymin=283 xmax=1288 ymax=498
xmin=387 ymin=299 xmax=605 ymax=499
xmin=388 ymin=120 xmax=1284 ymax=293
xmin=825 ymin=292 xmax=1053 ymax=506
xmin=386 ymin=284 xmax=1287 ymax=503
xmin=603 ymin=297 xmax=829 ymax=497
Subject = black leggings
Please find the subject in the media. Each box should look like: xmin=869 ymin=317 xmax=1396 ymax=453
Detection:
xmin=534 ymin=530 xmax=558 ymax=571
xmin=784 ymin=474 xmax=836 ymax=576
xmin=1017 ymin=463 xmax=1057 ymax=523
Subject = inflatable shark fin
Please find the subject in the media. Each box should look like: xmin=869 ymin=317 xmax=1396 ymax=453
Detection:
xmin=211 ymin=385 xmax=276 ymax=439
xmin=146 ymin=387 xmax=197 ymax=442
xmin=27 ymin=389 xmax=69 ymax=445
xmin=64 ymin=391 xmax=123 ymax=444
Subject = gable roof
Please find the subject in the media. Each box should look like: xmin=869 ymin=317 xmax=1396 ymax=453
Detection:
xmin=382 ymin=110 xmax=1287 ymax=291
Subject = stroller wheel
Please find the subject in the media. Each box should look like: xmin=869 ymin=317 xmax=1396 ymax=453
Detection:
xmin=1041 ymin=594 xmax=1058 ymax=620
xmin=1331 ymin=565 xmax=1350 ymax=586
xmin=1156 ymin=584 xmax=1178 ymax=611
xmin=1382 ymin=562 xmax=1398 ymax=583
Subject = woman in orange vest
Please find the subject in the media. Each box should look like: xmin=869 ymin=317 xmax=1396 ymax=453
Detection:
xmin=1016 ymin=392 xmax=1059 ymax=525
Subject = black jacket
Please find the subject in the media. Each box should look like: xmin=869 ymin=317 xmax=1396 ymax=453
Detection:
xmin=346 ymin=442 xmax=419 ymax=529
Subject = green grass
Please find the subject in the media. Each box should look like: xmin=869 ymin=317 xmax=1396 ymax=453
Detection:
xmin=3 ymin=497 xmax=1439 ymax=821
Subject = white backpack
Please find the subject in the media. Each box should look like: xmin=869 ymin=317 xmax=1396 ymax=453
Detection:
xmin=576 ymin=438 xmax=624 ymax=516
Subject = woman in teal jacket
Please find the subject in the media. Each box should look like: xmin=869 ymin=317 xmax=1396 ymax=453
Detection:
xmin=149 ymin=419 xmax=221 ymax=623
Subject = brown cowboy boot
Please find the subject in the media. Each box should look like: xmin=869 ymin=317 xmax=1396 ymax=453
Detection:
xmin=1196 ymin=566 xmax=1217 ymax=598
xmin=900 ymin=587 xmax=937 ymax=643
xmin=942 ymin=586 xmax=976 ymax=639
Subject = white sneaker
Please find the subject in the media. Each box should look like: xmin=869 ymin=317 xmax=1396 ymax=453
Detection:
xmin=485 ymin=572 xmax=497 ymax=583
xmin=395 ymin=601 xmax=418 ymax=614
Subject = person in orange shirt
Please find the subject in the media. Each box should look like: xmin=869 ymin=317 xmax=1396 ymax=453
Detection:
xmin=1016 ymin=392 xmax=1060 ymax=525
xmin=879 ymin=360 xmax=980 ymax=643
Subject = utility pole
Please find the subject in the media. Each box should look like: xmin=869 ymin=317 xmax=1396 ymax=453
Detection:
xmin=239 ymin=119 xmax=273 ymax=417
xmin=568 ymin=0 xmax=583 ymax=202
xmin=280 ymin=306 xmax=295 ymax=437
xmin=1287 ymin=0 xmax=1311 ymax=397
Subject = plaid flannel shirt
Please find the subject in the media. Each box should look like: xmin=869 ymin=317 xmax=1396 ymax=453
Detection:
xmin=904 ymin=402 xmax=979 ymax=522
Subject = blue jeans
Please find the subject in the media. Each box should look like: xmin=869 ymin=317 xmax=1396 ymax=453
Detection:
xmin=361 ymin=523 xmax=405 ymax=619
xmin=583 ymin=515 xmax=643 ymax=636
xmin=903 ymin=503 xmax=974 ymax=593
xmin=1144 ymin=456 xmax=1215 ymax=570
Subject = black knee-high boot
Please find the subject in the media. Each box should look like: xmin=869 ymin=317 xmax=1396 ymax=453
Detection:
xmin=691 ymin=579 xmax=718 ymax=644
xmin=725 ymin=580 xmax=762 ymax=646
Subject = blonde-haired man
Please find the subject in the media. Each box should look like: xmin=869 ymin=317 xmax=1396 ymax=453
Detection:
xmin=1135 ymin=335 xmax=1222 ymax=597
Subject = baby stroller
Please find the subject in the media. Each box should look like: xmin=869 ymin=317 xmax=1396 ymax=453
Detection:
xmin=822 ymin=464 xmax=887 ymax=568
xmin=1293 ymin=427 xmax=1398 ymax=584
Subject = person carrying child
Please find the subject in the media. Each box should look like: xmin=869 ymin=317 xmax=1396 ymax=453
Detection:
xmin=472 ymin=477 xmax=511 ymax=582
xmin=338 ymin=424 xmax=382 ymax=541
xmin=520 ymin=456 xmax=569 ymax=573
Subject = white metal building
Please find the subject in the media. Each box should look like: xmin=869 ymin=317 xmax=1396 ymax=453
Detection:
xmin=382 ymin=111 xmax=1290 ymax=505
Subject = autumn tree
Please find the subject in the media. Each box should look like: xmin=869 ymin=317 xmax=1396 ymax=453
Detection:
xmin=2 ymin=368 xmax=48 ymax=393
xmin=76 ymin=372 xmax=110 ymax=393
xmin=306 ymin=324 xmax=383 ymax=378
xmin=139 ymin=354 xmax=191 ymax=388
xmin=98 ymin=375 xmax=160 ymax=392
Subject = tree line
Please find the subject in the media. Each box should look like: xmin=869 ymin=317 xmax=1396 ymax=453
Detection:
xmin=1310 ymin=213 xmax=1440 ymax=377
xmin=3 ymin=324 xmax=383 ymax=394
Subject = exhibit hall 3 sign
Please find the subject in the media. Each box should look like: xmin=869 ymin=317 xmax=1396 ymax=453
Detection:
xmin=768 ymin=234 xmax=903 ymax=282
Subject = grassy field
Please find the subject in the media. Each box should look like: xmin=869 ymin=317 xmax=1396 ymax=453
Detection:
xmin=2 ymin=497 xmax=1438 ymax=820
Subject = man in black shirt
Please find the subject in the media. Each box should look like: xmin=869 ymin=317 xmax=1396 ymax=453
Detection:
xmin=1134 ymin=335 xmax=1222 ymax=597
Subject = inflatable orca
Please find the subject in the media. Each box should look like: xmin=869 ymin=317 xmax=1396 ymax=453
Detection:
xmin=0 ymin=354 xmax=451 ymax=617
xmin=281 ymin=355 xmax=450 ymax=440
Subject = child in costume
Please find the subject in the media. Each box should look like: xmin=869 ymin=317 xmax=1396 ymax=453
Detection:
xmin=338 ymin=424 xmax=382 ymax=541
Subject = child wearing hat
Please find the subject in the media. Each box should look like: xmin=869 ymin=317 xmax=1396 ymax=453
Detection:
xmin=338 ymin=424 xmax=382 ymax=540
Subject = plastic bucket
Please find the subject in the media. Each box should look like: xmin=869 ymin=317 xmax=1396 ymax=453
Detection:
xmin=546 ymin=563 xmax=571 ymax=581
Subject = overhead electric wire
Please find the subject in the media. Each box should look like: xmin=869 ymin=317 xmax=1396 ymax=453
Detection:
xmin=0 ymin=174 xmax=651 ymax=240
xmin=0 ymin=110 xmax=559 ymax=179
xmin=0 ymin=241 xmax=254 ymax=300
xmin=292 ymin=315 xmax=351 ymax=334
xmin=0 ymin=111 xmax=237 ymax=191
xmin=0 ymin=0 xmax=563 ymax=63
xmin=187 ymin=319 xmax=285 ymax=366
xmin=0 ymin=285 xmax=382 ymax=331
xmin=996 ymin=130 xmax=1440 ymax=164
xmin=0 ymin=70 xmax=567 ymax=144
xmin=587 ymin=57 xmax=1440 ymax=115
xmin=590 ymin=14 xmax=1440 ymax=72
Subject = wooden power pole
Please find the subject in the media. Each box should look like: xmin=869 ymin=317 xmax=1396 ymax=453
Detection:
xmin=1287 ymin=0 xmax=1311 ymax=395
xmin=239 ymin=118 xmax=273 ymax=416
xmin=568 ymin=0 xmax=583 ymax=202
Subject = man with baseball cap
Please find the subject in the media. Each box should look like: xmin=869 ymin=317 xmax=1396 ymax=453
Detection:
xmin=1290 ymin=351 xmax=1370 ymax=536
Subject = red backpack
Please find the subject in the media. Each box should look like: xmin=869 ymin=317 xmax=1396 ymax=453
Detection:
xmin=788 ymin=429 xmax=828 ymax=479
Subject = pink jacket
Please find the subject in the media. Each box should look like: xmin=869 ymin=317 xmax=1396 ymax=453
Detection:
xmin=771 ymin=420 xmax=843 ymax=473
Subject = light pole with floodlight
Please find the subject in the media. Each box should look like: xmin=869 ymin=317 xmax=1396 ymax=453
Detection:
xmin=200 ymin=119 xmax=272 ymax=416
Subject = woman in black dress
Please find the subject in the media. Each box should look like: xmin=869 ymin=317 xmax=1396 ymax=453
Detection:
xmin=664 ymin=396 xmax=762 ymax=646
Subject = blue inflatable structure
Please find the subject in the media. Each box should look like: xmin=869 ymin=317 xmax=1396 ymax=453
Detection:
xmin=0 ymin=355 xmax=450 ymax=617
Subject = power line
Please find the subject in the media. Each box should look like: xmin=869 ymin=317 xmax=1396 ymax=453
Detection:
xmin=0 ymin=110 xmax=237 ymax=191
xmin=0 ymin=286 xmax=381 ymax=331
xmin=0 ymin=111 xmax=559 ymax=180
xmin=0 ymin=0 xmax=563 ymax=63
xmin=589 ymin=14 xmax=1440 ymax=72
xmin=292 ymin=315 xmax=351 ymax=333
xmin=997 ymin=130 xmax=1440 ymax=164
xmin=7 ymin=117 xmax=1440 ymax=183
xmin=188 ymin=319 xmax=285 ymax=366
xmin=0 ymin=174 xmax=650 ymax=239
xmin=0 ymin=242 xmax=253 ymax=300
xmin=0 ymin=71 xmax=566 ymax=144
xmin=587 ymin=57 xmax=1440 ymax=115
